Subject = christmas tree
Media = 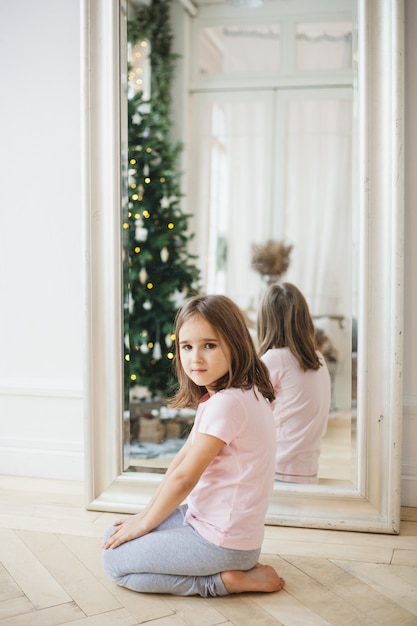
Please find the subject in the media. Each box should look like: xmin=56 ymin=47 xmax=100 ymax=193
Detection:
xmin=123 ymin=0 xmax=200 ymax=401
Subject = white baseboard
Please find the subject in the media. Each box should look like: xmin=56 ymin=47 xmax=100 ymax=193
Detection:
xmin=0 ymin=442 xmax=84 ymax=480
xmin=0 ymin=381 xmax=84 ymax=480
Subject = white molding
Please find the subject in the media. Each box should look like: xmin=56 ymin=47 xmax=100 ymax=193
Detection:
xmin=0 ymin=438 xmax=83 ymax=453
xmin=0 ymin=381 xmax=83 ymax=399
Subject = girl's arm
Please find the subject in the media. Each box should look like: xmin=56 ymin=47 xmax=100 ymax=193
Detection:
xmin=103 ymin=431 xmax=224 ymax=549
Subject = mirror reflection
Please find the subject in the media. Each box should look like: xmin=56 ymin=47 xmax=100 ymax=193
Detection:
xmin=123 ymin=0 xmax=357 ymax=486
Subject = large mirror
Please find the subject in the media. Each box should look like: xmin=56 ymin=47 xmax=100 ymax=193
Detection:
xmin=82 ymin=0 xmax=404 ymax=532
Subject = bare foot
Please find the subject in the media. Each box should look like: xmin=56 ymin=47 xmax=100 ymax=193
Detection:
xmin=221 ymin=563 xmax=285 ymax=594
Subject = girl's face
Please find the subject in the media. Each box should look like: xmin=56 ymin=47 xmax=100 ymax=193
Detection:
xmin=178 ymin=315 xmax=231 ymax=395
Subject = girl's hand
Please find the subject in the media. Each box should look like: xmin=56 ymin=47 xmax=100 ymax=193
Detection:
xmin=102 ymin=514 xmax=148 ymax=549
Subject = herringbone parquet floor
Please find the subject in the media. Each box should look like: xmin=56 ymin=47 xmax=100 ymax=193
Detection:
xmin=1 ymin=475 xmax=416 ymax=625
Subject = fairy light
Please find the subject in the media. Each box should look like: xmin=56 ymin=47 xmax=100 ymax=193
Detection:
xmin=130 ymin=374 xmax=137 ymax=381
xmin=147 ymin=282 xmax=154 ymax=289
xmin=167 ymin=352 xmax=174 ymax=360
xmin=168 ymin=222 xmax=175 ymax=229
xmin=123 ymin=223 xmax=129 ymax=229
xmin=128 ymin=40 xmax=151 ymax=104
xmin=144 ymin=177 xmax=151 ymax=184
xmin=134 ymin=246 xmax=141 ymax=253
xmin=143 ymin=210 xmax=150 ymax=218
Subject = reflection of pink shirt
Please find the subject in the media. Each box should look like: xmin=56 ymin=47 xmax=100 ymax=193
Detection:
xmin=261 ymin=348 xmax=331 ymax=484
xmin=185 ymin=388 xmax=276 ymax=550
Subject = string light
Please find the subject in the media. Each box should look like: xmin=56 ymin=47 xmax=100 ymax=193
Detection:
xmin=168 ymin=222 xmax=175 ymax=229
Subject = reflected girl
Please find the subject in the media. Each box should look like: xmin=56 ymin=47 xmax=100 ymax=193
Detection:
xmin=257 ymin=282 xmax=331 ymax=484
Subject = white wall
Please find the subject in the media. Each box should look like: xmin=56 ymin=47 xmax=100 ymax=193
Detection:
xmin=402 ymin=0 xmax=417 ymax=505
xmin=0 ymin=0 xmax=416 ymax=504
xmin=0 ymin=0 xmax=84 ymax=479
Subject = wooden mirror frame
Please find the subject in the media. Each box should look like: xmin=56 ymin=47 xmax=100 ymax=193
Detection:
xmin=81 ymin=0 xmax=404 ymax=533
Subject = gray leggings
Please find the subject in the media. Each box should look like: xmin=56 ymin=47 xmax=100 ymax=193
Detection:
xmin=102 ymin=504 xmax=260 ymax=597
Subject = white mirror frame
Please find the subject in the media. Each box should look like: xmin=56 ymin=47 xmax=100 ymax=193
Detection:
xmin=81 ymin=0 xmax=404 ymax=533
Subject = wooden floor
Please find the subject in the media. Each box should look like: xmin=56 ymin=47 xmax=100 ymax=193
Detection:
xmin=1 ymin=476 xmax=417 ymax=626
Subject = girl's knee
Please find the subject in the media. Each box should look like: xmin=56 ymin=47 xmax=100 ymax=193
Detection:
xmin=102 ymin=542 xmax=127 ymax=584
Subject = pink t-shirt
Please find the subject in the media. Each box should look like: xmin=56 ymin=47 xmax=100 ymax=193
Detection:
xmin=185 ymin=387 xmax=276 ymax=550
xmin=261 ymin=347 xmax=331 ymax=483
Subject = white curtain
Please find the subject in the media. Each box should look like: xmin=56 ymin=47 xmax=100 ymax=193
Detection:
xmin=191 ymin=88 xmax=355 ymax=319
xmin=283 ymin=93 xmax=354 ymax=317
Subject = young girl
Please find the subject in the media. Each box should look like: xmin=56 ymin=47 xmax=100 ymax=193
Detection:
xmin=102 ymin=294 xmax=285 ymax=597
xmin=257 ymin=283 xmax=331 ymax=484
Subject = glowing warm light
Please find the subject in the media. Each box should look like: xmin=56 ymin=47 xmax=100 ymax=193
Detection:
xmin=167 ymin=352 xmax=174 ymax=360
xmin=125 ymin=354 xmax=130 ymax=361
xmin=132 ymin=194 xmax=139 ymax=200
xmin=145 ymin=177 xmax=151 ymax=184
xmin=130 ymin=158 xmax=136 ymax=164
xmin=134 ymin=246 xmax=141 ymax=253
xmin=160 ymin=177 xmax=165 ymax=183
xmin=147 ymin=282 xmax=154 ymax=289
xmin=123 ymin=223 xmax=129 ymax=229
xmin=143 ymin=210 xmax=150 ymax=218
xmin=168 ymin=222 xmax=174 ymax=229
xmin=146 ymin=147 xmax=152 ymax=153
xmin=130 ymin=374 xmax=137 ymax=381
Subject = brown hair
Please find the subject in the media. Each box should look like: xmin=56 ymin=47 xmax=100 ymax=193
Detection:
xmin=257 ymin=282 xmax=321 ymax=372
xmin=169 ymin=294 xmax=276 ymax=408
